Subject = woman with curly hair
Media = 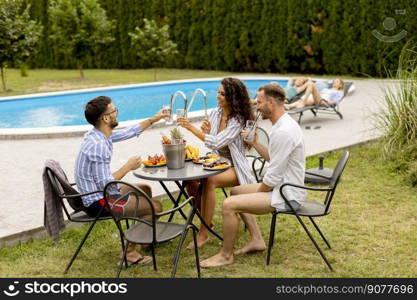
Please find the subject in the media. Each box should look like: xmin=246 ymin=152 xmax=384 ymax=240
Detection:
xmin=177 ymin=77 xmax=256 ymax=249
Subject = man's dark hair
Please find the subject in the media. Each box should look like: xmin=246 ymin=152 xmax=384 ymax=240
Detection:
xmin=258 ymin=83 xmax=286 ymax=104
xmin=84 ymin=96 xmax=112 ymax=126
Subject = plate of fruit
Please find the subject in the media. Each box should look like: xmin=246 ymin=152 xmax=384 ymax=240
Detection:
xmin=143 ymin=154 xmax=166 ymax=167
xmin=203 ymin=160 xmax=230 ymax=170
xmin=193 ymin=153 xmax=220 ymax=164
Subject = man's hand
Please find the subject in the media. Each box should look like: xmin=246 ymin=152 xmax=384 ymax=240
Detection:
xmin=126 ymin=156 xmax=142 ymax=171
xmin=241 ymin=128 xmax=257 ymax=147
xmin=153 ymin=109 xmax=170 ymax=122
xmin=177 ymin=117 xmax=193 ymax=130
xmin=200 ymin=118 xmax=211 ymax=133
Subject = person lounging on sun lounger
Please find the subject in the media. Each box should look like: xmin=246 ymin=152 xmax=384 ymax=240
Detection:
xmin=284 ymin=77 xmax=310 ymax=103
xmin=284 ymin=79 xmax=353 ymax=124
xmin=285 ymin=78 xmax=345 ymax=110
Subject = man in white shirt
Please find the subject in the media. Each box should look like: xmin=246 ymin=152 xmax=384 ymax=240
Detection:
xmin=200 ymin=83 xmax=306 ymax=268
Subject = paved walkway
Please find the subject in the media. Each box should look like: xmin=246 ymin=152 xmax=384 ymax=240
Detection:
xmin=0 ymin=79 xmax=386 ymax=244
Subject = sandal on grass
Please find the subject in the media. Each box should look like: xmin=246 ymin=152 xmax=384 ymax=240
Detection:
xmin=126 ymin=255 xmax=153 ymax=268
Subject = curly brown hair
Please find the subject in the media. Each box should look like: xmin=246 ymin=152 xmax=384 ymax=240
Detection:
xmin=221 ymin=77 xmax=254 ymax=125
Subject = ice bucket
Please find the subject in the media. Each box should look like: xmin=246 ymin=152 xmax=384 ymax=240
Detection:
xmin=162 ymin=143 xmax=186 ymax=169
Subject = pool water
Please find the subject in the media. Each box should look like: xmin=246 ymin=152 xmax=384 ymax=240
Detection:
xmin=0 ymin=79 xmax=287 ymax=128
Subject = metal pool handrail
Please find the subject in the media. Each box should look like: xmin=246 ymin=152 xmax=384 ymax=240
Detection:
xmin=170 ymin=90 xmax=188 ymax=117
xmin=187 ymin=88 xmax=208 ymax=118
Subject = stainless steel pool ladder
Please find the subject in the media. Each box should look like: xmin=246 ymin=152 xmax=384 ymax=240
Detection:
xmin=187 ymin=88 xmax=208 ymax=119
xmin=170 ymin=90 xmax=188 ymax=117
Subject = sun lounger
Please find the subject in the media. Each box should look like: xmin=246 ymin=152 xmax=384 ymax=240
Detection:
xmin=287 ymin=81 xmax=354 ymax=124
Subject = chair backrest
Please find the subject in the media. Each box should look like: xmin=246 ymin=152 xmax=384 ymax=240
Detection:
xmin=324 ymin=151 xmax=350 ymax=213
xmin=103 ymin=181 xmax=158 ymax=237
xmin=46 ymin=167 xmax=84 ymax=218
xmin=104 ymin=180 xmax=196 ymax=246
xmin=245 ymin=127 xmax=269 ymax=158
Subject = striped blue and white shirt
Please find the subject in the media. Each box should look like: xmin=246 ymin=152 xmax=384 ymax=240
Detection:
xmin=205 ymin=108 xmax=255 ymax=185
xmin=74 ymin=124 xmax=143 ymax=207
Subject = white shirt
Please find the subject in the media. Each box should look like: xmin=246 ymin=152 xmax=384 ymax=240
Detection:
xmin=204 ymin=108 xmax=255 ymax=185
xmin=263 ymin=113 xmax=306 ymax=210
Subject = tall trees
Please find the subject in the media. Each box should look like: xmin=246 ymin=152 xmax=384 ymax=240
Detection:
xmin=48 ymin=0 xmax=114 ymax=78
xmin=22 ymin=0 xmax=417 ymax=76
xmin=129 ymin=18 xmax=178 ymax=80
xmin=0 ymin=0 xmax=42 ymax=91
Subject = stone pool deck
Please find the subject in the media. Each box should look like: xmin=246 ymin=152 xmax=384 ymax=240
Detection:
xmin=0 ymin=79 xmax=386 ymax=246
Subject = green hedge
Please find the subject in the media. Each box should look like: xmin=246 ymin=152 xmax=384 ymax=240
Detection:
xmin=25 ymin=0 xmax=417 ymax=77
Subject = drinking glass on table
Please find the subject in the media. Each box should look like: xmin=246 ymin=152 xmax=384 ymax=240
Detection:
xmin=244 ymin=120 xmax=256 ymax=143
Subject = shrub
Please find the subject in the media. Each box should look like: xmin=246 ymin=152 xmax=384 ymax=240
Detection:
xmin=375 ymin=41 xmax=417 ymax=185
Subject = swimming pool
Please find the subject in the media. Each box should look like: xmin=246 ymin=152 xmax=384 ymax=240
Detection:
xmin=0 ymin=77 xmax=287 ymax=129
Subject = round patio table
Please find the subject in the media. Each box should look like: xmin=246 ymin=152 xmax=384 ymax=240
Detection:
xmin=133 ymin=159 xmax=231 ymax=241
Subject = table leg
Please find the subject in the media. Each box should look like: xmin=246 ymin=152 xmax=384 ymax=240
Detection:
xmin=168 ymin=181 xmax=190 ymax=222
xmin=159 ymin=181 xmax=188 ymax=221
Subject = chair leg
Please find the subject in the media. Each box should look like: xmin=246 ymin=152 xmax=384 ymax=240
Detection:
xmin=171 ymin=226 xmax=191 ymax=278
xmin=151 ymin=244 xmax=157 ymax=271
xmin=309 ymin=217 xmax=331 ymax=249
xmin=266 ymin=213 xmax=277 ymax=265
xmin=297 ymin=112 xmax=303 ymax=124
xmin=112 ymin=220 xmax=129 ymax=268
xmin=335 ymin=109 xmax=343 ymax=120
xmin=222 ymin=188 xmax=228 ymax=198
xmin=64 ymin=220 xmax=97 ymax=274
xmin=117 ymin=242 xmax=129 ymax=278
xmin=294 ymin=214 xmax=333 ymax=271
xmin=192 ymin=227 xmax=201 ymax=278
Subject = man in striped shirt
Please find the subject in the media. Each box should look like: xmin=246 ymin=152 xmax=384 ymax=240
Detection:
xmin=74 ymin=95 xmax=166 ymax=266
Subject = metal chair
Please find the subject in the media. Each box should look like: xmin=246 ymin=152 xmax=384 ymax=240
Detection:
xmin=266 ymin=151 xmax=350 ymax=271
xmin=105 ymin=181 xmax=200 ymax=278
xmin=45 ymin=165 xmax=125 ymax=274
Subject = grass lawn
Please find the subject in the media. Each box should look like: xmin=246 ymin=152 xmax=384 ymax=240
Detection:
xmin=0 ymin=68 xmax=366 ymax=97
xmin=0 ymin=143 xmax=416 ymax=278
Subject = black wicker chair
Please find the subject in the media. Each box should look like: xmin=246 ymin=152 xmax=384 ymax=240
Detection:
xmin=266 ymin=151 xmax=350 ymax=271
xmin=104 ymin=181 xmax=200 ymax=278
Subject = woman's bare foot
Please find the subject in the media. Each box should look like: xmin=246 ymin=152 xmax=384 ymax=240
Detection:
xmin=234 ymin=240 xmax=266 ymax=255
xmin=200 ymin=252 xmax=233 ymax=268
xmin=187 ymin=234 xmax=209 ymax=249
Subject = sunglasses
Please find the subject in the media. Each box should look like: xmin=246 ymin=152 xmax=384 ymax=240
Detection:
xmin=103 ymin=107 xmax=118 ymax=116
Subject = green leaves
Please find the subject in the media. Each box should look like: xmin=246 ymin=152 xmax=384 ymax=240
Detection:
xmin=48 ymin=0 xmax=114 ymax=78
xmin=0 ymin=0 xmax=42 ymax=90
xmin=129 ymin=18 xmax=178 ymax=71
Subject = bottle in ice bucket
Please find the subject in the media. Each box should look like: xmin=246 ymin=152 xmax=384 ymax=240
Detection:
xmin=161 ymin=128 xmax=186 ymax=169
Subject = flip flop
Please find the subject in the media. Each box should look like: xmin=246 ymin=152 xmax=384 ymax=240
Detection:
xmin=126 ymin=255 xmax=153 ymax=268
